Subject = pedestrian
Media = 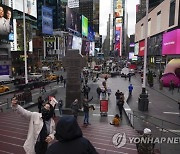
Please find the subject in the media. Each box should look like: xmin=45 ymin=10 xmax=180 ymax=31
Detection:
xmin=110 ymin=114 xmax=120 ymax=126
xmin=56 ymin=75 xmax=59 ymax=85
xmin=46 ymin=116 xmax=98 ymax=154
xmin=83 ymin=97 xmax=93 ymax=125
xmin=128 ymin=73 xmax=131 ymax=82
xmin=71 ymin=99 xmax=80 ymax=119
xmin=38 ymin=96 xmax=44 ymax=113
xmin=136 ymin=128 xmax=155 ymax=154
xmin=169 ymin=80 xmax=174 ymax=94
xmin=40 ymin=85 xmax=46 ymax=93
xmin=63 ymin=79 xmax=66 ymax=88
xmin=57 ymin=99 xmax=63 ymax=116
xmin=115 ymin=89 xmax=121 ymax=105
xmin=11 ymin=97 xmax=55 ymax=154
xmin=117 ymin=92 xmax=124 ymax=118
xmin=60 ymin=75 xmax=63 ymax=83
xmin=128 ymin=84 xmax=133 ymax=96
xmin=83 ymin=84 xmax=91 ymax=99
xmin=96 ymin=86 xmax=102 ymax=98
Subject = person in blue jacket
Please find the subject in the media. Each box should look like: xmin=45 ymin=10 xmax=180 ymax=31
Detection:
xmin=46 ymin=116 xmax=98 ymax=154
xmin=128 ymin=84 xmax=133 ymax=96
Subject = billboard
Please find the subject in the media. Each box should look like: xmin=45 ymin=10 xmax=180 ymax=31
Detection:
xmin=68 ymin=0 xmax=79 ymax=8
xmin=139 ymin=40 xmax=145 ymax=56
xmin=134 ymin=43 xmax=139 ymax=55
xmin=162 ymin=29 xmax=180 ymax=55
xmin=115 ymin=25 xmax=122 ymax=56
xmin=42 ymin=6 xmax=53 ymax=35
xmin=81 ymin=40 xmax=90 ymax=55
xmin=82 ymin=15 xmax=88 ymax=37
xmin=0 ymin=65 xmax=9 ymax=75
xmin=129 ymin=52 xmax=138 ymax=61
xmin=89 ymin=42 xmax=95 ymax=56
xmin=67 ymin=35 xmax=73 ymax=49
xmin=0 ymin=4 xmax=13 ymax=41
xmin=88 ymin=26 xmax=94 ymax=41
xmin=66 ymin=6 xmax=80 ymax=32
xmin=13 ymin=0 xmax=37 ymax=18
xmin=72 ymin=35 xmax=82 ymax=53
xmin=114 ymin=0 xmax=123 ymax=18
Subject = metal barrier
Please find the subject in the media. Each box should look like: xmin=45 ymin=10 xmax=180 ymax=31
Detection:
xmin=128 ymin=111 xmax=180 ymax=154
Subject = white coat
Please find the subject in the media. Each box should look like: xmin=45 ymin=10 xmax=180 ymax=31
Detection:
xmin=13 ymin=105 xmax=55 ymax=154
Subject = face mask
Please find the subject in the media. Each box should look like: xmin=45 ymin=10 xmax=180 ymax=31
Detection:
xmin=41 ymin=107 xmax=51 ymax=121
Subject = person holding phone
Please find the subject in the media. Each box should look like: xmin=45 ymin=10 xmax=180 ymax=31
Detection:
xmin=11 ymin=97 xmax=55 ymax=154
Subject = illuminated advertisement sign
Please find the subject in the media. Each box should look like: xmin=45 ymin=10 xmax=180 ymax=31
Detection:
xmin=134 ymin=43 xmax=139 ymax=56
xmin=162 ymin=29 xmax=180 ymax=55
xmin=42 ymin=6 xmax=53 ymax=35
xmin=13 ymin=0 xmax=37 ymax=18
xmin=129 ymin=52 xmax=137 ymax=61
xmin=88 ymin=26 xmax=94 ymax=41
xmin=66 ymin=6 xmax=81 ymax=32
xmin=81 ymin=40 xmax=90 ymax=55
xmin=139 ymin=40 xmax=145 ymax=56
xmin=72 ymin=35 xmax=82 ymax=54
xmin=0 ymin=65 xmax=9 ymax=75
xmin=68 ymin=0 xmax=79 ymax=8
xmin=115 ymin=24 xmax=122 ymax=56
xmin=82 ymin=15 xmax=88 ymax=37
xmin=0 ymin=4 xmax=13 ymax=41
xmin=89 ymin=42 xmax=95 ymax=56
xmin=115 ymin=0 xmax=123 ymax=18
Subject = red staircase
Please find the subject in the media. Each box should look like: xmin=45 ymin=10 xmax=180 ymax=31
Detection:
xmin=0 ymin=112 xmax=139 ymax=154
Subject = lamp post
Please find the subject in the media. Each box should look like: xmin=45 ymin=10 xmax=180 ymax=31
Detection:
xmin=138 ymin=0 xmax=149 ymax=111
xmin=23 ymin=0 xmax=28 ymax=84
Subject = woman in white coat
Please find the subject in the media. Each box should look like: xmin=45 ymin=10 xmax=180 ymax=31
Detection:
xmin=11 ymin=97 xmax=56 ymax=154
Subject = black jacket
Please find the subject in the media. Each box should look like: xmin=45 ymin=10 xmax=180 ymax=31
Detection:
xmin=46 ymin=116 xmax=98 ymax=154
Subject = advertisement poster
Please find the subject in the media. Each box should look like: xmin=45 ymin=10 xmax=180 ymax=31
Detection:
xmin=114 ymin=0 xmax=123 ymax=18
xmin=66 ymin=6 xmax=81 ymax=32
xmin=139 ymin=40 xmax=145 ymax=56
xmin=68 ymin=0 xmax=79 ymax=8
xmin=72 ymin=35 xmax=82 ymax=54
xmin=13 ymin=0 xmax=37 ymax=18
xmin=82 ymin=15 xmax=88 ymax=37
xmin=162 ymin=29 xmax=180 ymax=55
xmin=115 ymin=26 xmax=122 ymax=56
xmin=0 ymin=4 xmax=13 ymax=41
xmin=42 ymin=6 xmax=53 ymax=35
xmin=0 ymin=65 xmax=9 ymax=75
xmin=100 ymin=100 xmax=108 ymax=112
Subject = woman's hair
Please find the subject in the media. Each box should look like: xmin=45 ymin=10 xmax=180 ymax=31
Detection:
xmin=115 ymin=114 xmax=120 ymax=118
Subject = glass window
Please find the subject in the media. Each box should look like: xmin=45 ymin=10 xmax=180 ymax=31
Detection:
xmin=169 ymin=0 xmax=176 ymax=27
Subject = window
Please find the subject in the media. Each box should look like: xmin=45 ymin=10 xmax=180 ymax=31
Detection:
xmin=169 ymin=0 xmax=176 ymax=27
xmin=148 ymin=18 xmax=151 ymax=36
xmin=141 ymin=24 xmax=144 ymax=39
xmin=157 ymin=11 xmax=161 ymax=32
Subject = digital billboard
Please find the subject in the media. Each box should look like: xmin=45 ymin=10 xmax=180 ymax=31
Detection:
xmin=162 ymin=29 xmax=180 ymax=55
xmin=0 ymin=65 xmax=9 ymax=75
xmin=134 ymin=43 xmax=139 ymax=56
xmin=13 ymin=0 xmax=37 ymax=18
xmin=88 ymin=26 xmax=95 ymax=41
xmin=81 ymin=40 xmax=90 ymax=55
xmin=129 ymin=52 xmax=138 ymax=61
xmin=66 ymin=6 xmax=81 ymax=32
xmin=42 ymin=6 xmax=53 ymax=35
xmin=115 ymin=25 xmax=122 ymax=56
xmin=72 ymin=35 xmax=82 ymax=54
xmin=0 ymin=4 xmax=13 ymax=41
xmin=82 ymin=15 xmax=88 ymax=37
xmin=67 ymin=35 xmax=73 ymax=49
xmin=89 ymin=42 xmax=95 ymax=56
xmin=114 ymin=0 xmax=123 ymax=18
xmin=68 ymin=0 xmax=79 ymax=8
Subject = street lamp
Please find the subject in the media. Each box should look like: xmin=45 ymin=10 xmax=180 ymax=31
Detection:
xmin=138 ymin=0 xmax=149 ymax=111
xmin=23 ymin=0 xmax=28 ymax=84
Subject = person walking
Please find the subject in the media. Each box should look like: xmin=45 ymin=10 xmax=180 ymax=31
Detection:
xmin=38 ymin=96 xmax=44 ymax=113
xmin=83 ymin=97 xmax=93 ymax=125
xmin=60 ymin=75 xmax=63 ymax=83
xmin=128 ymin=84 xmax=133 ymax=96
xmin=117 ymin=92 xmax=124 ymax=118
xmin=115 ymin=89 xmax=121 ymax=105
xmin=128 ymin=73 xmax=131 ymax=82
xmin=96 ymin=86 xmax=101 ymax=98
xmin=56 ymin=75 xmax=60 ymax=85
xmin=63 ymin=79 xmax=66 ymax=88
xmin=71 ymin=99 xmax=80 ymax=119
xmin=83 ymin=84 xmax=91 ymax=99
xmin=11 ymin=97 xmax=55 ymax=154
xmin=169 ymin=80 xmax=174 ymax=94
xmin=57 ymin=99 xmax=63 ymax=116
xmin=46 ymin=116 xmax=98 ymax=154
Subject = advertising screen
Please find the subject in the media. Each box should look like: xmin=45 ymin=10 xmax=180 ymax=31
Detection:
xmin=82 ymin=15 xmax=88 ymax=37
xmin=0 ymin=65 xmax=9 ymax=75
xmin=114 ymin=0 xmax=123 ymax=18
xmin=81 ymin=40 xmax=90 ymax=55
xmin=89 ymin=42 xmax=95 ymax=56
xmin=67 ymin=35 xmax=73 ymax=49
xmin=42 ymin=6 xmax=53 ymax=35
xmin=115 ymin=25 xmax=122 ymax=56
xmin=88 ymin=26 xmax=94 ymax=41
xmin=72 ymin=35 xmax=82 ymax=54
xmin=13 ymin=0 xmax=37 ymax=18
xmin=134 ymin=43 xmax=139 ymax=55
xmin=162 ymin=29 xmax=180 ymax=55
xmin=138 ymin=40 xmax=145 ymax=56
xmin=66 ymin=6 xmax=80 ymax=32
xmin=0 ymin=4 xmax=13 ymax=41
xmin=68 ymin=0 xmax=79 ymax=8
xmin=129 ymin=52 xmax=138 ymax=61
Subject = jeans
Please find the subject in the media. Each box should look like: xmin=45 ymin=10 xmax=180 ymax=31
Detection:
xmin=84 ymin=111 xmax=89 ymax=124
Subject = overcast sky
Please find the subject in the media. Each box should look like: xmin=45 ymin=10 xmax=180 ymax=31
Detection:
xmin=100 ymin=0 xmax=139 ymax=37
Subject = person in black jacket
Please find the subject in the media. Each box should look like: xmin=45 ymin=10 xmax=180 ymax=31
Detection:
xmin=83 ymin=97 xmax=93 ymax=125
xmin=46 ymin=116 xmax=98 ymax=154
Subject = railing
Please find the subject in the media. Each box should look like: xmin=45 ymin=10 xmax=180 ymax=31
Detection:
xmin=128 ymin=111 xmax=180 ymax=154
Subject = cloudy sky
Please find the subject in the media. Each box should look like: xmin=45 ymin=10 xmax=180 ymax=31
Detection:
xmin=100 ymin=0 xmax=139 ymax=37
